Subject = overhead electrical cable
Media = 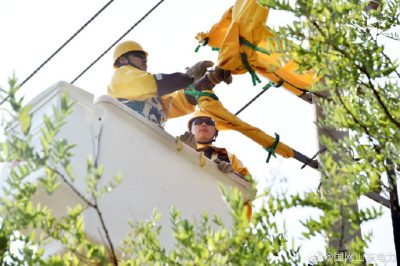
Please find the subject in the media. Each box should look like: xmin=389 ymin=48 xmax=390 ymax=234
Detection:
xmin=71 ymin=0 xmax=165 ymax=84
xmin=235 ymin=81 xmax=283 ymax=116
xmin=19 ymin=0 xmax=116 ymax=88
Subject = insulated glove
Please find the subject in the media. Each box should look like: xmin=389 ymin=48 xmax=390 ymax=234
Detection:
xmin=186 ymin=61 xmax=214 ymax=81
xmin=179 ymin=131 xmax=197 ymax=149
xmin=214 ymin=158 xmax=234 ymax=173
xmin=207 ymin=67 xmax=233 ymax=85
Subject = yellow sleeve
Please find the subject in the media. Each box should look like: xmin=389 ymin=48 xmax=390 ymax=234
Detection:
xmin=195 ymin=7 xmax=233 ymax=49
xmin=108 ymin=66 xmax=158 ymax=101
xmin=229 ymin=153 xmax=251 ymax=178
xmin=160 ymin=90 xmax=195 ymax=119
xmin=197 ymin=90 xmax=294 ymax=158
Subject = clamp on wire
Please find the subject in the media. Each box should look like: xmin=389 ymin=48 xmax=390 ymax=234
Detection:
xmin=299 ymin=148 xmax=325 ymax=169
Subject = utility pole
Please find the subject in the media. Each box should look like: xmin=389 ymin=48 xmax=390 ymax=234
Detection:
xmin=314 ymin=92 xmax=362 ymax=252
xmin=387 ymin=160 xmax=400 ymax=265
xmin=313 ymin=91 xmax=398 ymax=263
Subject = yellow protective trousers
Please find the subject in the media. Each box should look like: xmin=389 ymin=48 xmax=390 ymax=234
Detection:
xmin=196 ymin=0 xmax=319 ymax=95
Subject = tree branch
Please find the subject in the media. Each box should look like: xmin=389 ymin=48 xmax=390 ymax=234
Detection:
xmin=310 ymin=18 xmax=400 ymax=129
xmin=362 ymin=68 xmax=400 ymax=129
xmin=49 ymin=167 xmax=95 ymax=208
xmin=50 ymin=167 xmax=118 ymax=264
xmin=334 ymin=88 xmax=379 ymax=153
xmin=93 ymin=196 xmax=118 ymax=265
xmin=363 ymin=21 xmax=400 ymax=80
xmin=335 ymin=89 xmax=400 ymax=213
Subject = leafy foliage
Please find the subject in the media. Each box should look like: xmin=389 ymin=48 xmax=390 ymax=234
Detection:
xmin=258 ymin=0 xmax=399 ymax=263
xmin=119 ymin=187 xmax=301 ymax=265
xmin=0 ymin=77 xmax=114 ymax=265
xmin=0 ymin=78 xmax=301 ymax=265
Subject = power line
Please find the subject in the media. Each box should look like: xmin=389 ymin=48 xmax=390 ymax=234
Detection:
xmin=71 ymin=0 xmax=165 ymax=84
xmin=19 ymin=0 xmax=116 ymax=88
xmin=235 ymin=80 xmax=283 ymax=116
xmin=235 ymin=89 xmax=268 ymax=116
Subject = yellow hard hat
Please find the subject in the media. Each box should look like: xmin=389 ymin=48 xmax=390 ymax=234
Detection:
xmin=113 ymin=41 xmax=148 ymax=65
xmin=188 ymin=110 xmax=219 ymax=142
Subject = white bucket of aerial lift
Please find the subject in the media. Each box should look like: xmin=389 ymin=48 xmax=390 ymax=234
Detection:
xmin=0 ymin=81 xmax=255 ymax=256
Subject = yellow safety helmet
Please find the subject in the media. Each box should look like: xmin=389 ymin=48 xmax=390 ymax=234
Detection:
xmin=188 ymin=110 xmax=219 ymax=142
xmin=113 ymin=41 xmax=148 ymax=66
xmin=188 ymin=110 xmax=210 ymax=130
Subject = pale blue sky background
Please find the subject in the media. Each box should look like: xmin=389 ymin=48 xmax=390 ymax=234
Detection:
xmin=0 ymin=0 xmax=396 ymax=264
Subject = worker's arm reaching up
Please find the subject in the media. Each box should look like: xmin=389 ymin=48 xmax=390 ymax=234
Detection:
xmin=160 ymin=67 xmax=233 ymax=119
xmin=109 ymin=58 xmax=213 ymax=101
xmin=108 ymin=40 xmax=218 ymax=126
xmin=156 ymin=60 xmax=215 ymax=97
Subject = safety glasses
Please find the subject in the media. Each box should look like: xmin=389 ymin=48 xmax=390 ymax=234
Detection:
xmin=128 ymin=51 xmax=147 ymax=59
xmin=192 ymin=117 xmax=215 ymax=126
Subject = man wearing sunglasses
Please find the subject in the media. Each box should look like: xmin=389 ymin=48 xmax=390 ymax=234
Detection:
xmin=182 ymin=111 xmax=254 ymax=220
xmin=183 ymin=112 xmax=251 ymax=180
xmin=108 ymin=40 xmax=230 ymax=127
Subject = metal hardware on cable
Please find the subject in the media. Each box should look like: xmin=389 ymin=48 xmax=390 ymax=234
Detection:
xmin=301 ymin=147 xmax=326 ymax=169
xmin=71 ymin=0 xmax=165 ymax=84
xmin=265 ymin=133 xmax=279 ymax=163
xmin=185 ymin=85 xmax=219 ymax=102
xmin=235 ymin=80 xmax=283 ymax=116
xmin=19 ymin=0 xmax=115 ymax=88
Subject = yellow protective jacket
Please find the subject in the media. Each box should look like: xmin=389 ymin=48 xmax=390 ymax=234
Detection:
xmin=197 ymin=144 xmax=251 ymax=178
xmin=196 ymin=0 xmax=319 ymax=95
xmin=108 ymin=65 xmax=195 ymax=119
xmin=197 ymin=90 xmax=294 ymax=158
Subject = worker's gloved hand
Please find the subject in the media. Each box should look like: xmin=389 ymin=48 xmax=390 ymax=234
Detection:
xmin=179 ymin=131 xmax=197 ymax=149
xmin=191 ymin=75 xmax=215 ymax=91
xmin=207 ymin=67 xmax=233 ymax=85
xmin=214 ymin=158 xmax=234 ymax=173
xmin=186 ymin=61 xmax=214 ymax=81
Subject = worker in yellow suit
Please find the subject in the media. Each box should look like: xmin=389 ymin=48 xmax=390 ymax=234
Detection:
xmin=185 ymin=112 xmax=251 ymax=177
xmin=181 ymin=111 xmax=254 ymax=220
xmin=108 ymin=40 xmax=216 ymax=127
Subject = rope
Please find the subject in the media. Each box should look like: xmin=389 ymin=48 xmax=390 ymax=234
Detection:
xmin=185 ymin=85 xmax=219 ymax=102
xmin=265 ymin=133 xmax=279 ymax=163
xmin=239 ymin=37 xmax=327 ymax=100
xmin=239 ymin=37 xmax=270 ymax=55
xmin=235 ymin=80 xmax=283 ymax=116
xmin=71 ymin=0 xmax=165 ymax=84
xmin=195 ymin=38 xmax=209 ymax=52
xmin=19 ymin=0 xmax=116 ymax=88
xmin=240 ymin=53 xmax=261 ymax=86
